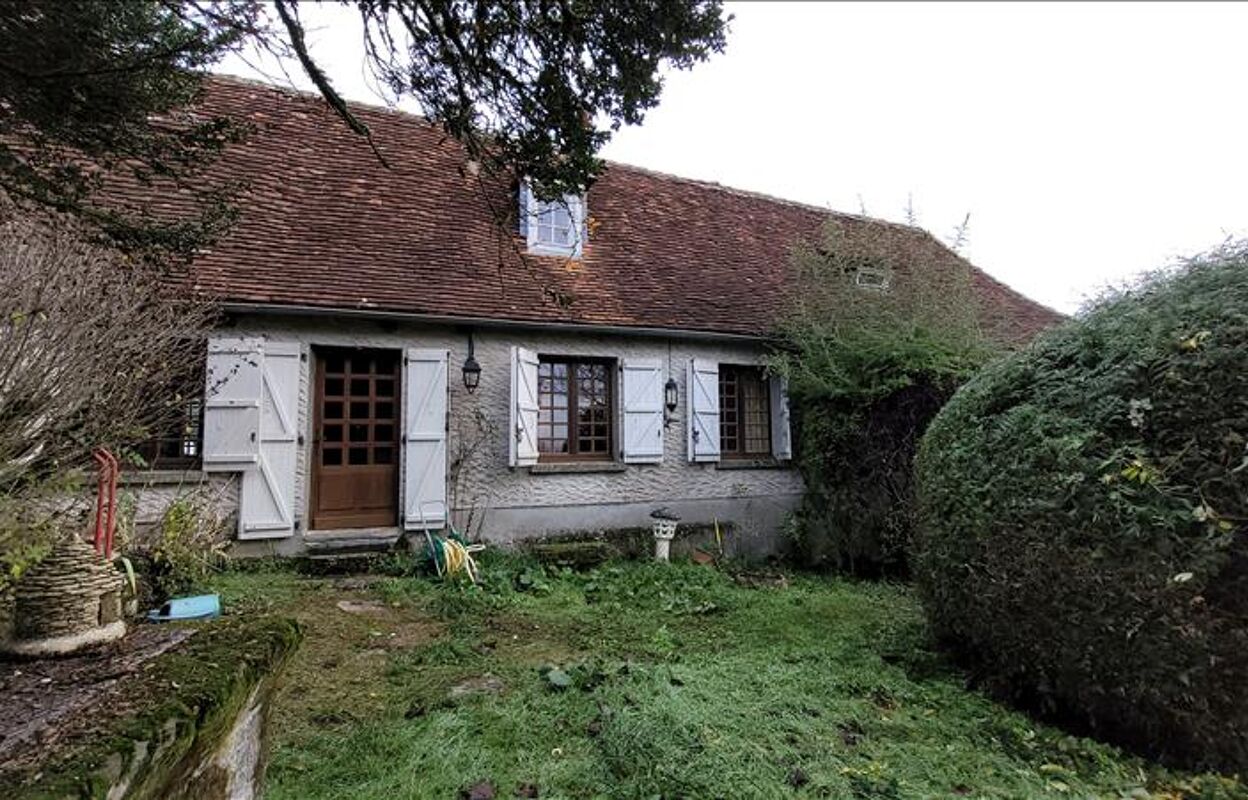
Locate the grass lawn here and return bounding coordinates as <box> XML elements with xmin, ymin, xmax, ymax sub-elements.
<box><xmin>214</xmin><ymin>556</ymin><xmax>1244</xmax><ymax>800</ymax></box>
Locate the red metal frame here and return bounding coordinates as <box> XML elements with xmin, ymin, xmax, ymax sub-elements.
<box><xmin>92</xmin><ymin>448</ymin><xmax>119</xmax><ymax>560</ymax></box>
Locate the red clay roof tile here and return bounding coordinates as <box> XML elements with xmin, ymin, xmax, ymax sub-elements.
<box><xmin>131</xmin><ymin>76</ymin><xmax>1065</xmax><ymax>343</ymax></box>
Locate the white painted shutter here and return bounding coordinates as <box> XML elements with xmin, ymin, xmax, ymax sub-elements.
<box><xmin>510</xmin><ymin>346</ymin><xmax>540</xmax><ymax>467</ymax></box>
<box><xmin>238</xmin><ymin>342</ymin><xmax>302</xmax><ymax>539</ymax></box>
<box><xmin>518</xmin><ymin>182</ymin><xmax>530</xmax><ymax>237</ymax></box>
<box><xmin>202</xmin><ymin>337</ymin><xmax>263</xmax><ymax>471</ymax></box>
<box><xmin>621</xmin><ymin>359</ymin><xmax>664</xmax><ymax>463</ymax></box>
<box><xmin>403</xmin><ymin>349</ymin><xmax>448</xmax><ymax>531</ymax></box>
<box><xmin>687</xmin><ymin>359</ymin><xmax>721</xmax><ymax>462</ymax></box>
<box><xmin>770</xmin><ymin>375</ymin><xmax>793</xmax><ymax>461</ymax></box>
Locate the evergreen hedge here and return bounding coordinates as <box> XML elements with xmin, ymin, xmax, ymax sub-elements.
<box><xmin>914</xmin><ymin>245</ymin><xmax>1248</xmax><ymax>771</ymax></box>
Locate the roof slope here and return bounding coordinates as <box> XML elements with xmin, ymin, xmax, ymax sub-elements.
<box><xmin>143</xmin><ymin>77</ymin><xmax>1063</xmax><ymax>342</ymax></box>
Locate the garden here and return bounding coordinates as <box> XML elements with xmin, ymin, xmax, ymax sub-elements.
<box><xmin>182</xmin><ymin>556</ymin><xmax>1246</xmax><ymax>799</ymax></box>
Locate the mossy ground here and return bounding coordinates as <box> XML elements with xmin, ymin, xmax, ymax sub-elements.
<box><xmin>212</xmin><ymin>555</ymin><xmax>1244</xmax><ymax>800</ymax></box>
<box><xmin>1</xmin><ymin>615</ymin><xmax>300</xmax><ymax>799</ymax></box>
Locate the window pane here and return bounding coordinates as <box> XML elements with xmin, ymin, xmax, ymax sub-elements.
<box><xmin>538</xmin><ymin>358</ymin><xmax>611</xmax><ymax>456</ymax></box>
<box><xmin>322</xmin><ymin>447</ymin><xmax>342</xmax><ymax>466</ymax></box>
<box><xmin>376</xmin><ymin>401</ymin><xmax>394</xmax><ymax>420</ymax></box>
<box><xmin>375</xmin><ymin>379</ymin><xmax>395</xmax><ymax>397</ymax></box>
<box><xmin>325</xmin><ymin>401</ymin><xmax>343</xmax><ymax>420</ymax></box>
<box><xmin>719</xmin><ymin>369</ymin><xmax>739</xmax><ymax>454</ymax></box>
<box><xmin>350</xmin><ymin>401</ymin><xmax>370</xmax><ymax>419</ymax></box>
<box><xmin>325</xmin><ymin>377</ymin><xmax>344</xmax><ymax>397</ymax></box>
<box><xmin>351</xmin><ymin>378</ymin><xmax>370</xmax><ymax>396</ymax></box>
<box><xmin>740</xmin><ymin>369</ymin><xmax>771</xmax><ymax>455</ymax></box>
<box><xmin>538</xmin><ymin>358</ymin><xmax>572</xmax><ymax>454</ymax></box>
<box><xmin>348</xmin><ymin>447</ymin><xmax>369</xmax><ymax>465</ymax></box>
<box><xmin>323</xmin><ymin>424</ymin><xmax>342</xmax><ymax>442</ymax></box>
<box><xmin>374</xmin><ymin>446</ymin><xmax>393</xmax><ymax>465</ymax></box>
<box><xmin>375</xmin><ymin>424</ymin><xmax>394</xmax><ymax>443</ymax></box>
<box><xmin>349</xmin><ymin>424</ymin><xmax>368</xmax><ymax>443</ymax></box>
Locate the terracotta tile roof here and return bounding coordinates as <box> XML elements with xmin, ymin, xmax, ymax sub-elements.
<box><xmin>141</xmin><ymin>76</ymin><xmax>1065</xmax><ymax>343</ymax></box>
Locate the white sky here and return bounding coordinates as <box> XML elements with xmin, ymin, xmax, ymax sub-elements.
<box><xmin>216</xmin><ymin>1</ymin><xmax>1248</xmax><ymax>314</ymax></box>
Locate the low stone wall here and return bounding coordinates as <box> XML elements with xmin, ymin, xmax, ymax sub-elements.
<box><xmin>523</xmin><ymin>519</ymin><xmax>790</xmax><ymax>564</ymax></box>
<box><xmin>0</xmin><ymin>617</ymin><xmax>300</xmax><ymax>800</ymax></box>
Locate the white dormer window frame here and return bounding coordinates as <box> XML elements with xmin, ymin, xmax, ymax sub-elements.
<box><xmin>520</xmin><ymin>182</ymin><xmax>586</xmax><ymax>258</ymax></box>
<box><xmin>855</xmin><ymin>267</ymin><xmax>891</xmax><ymax>290</ymax></box>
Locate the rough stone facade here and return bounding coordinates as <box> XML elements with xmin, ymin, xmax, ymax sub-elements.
<box><xmin>131</xmin><ymin>313</ymin><xmax>805</xmax><ymax>558</ymax></box>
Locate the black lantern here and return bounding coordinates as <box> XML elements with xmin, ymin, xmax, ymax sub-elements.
<box><xmin>462</xmin><ymin>331</ymin><xmax>481</xmax><ymax>393</ymax></box>
<box><xmin>664</xmin><ymin>377</ymin><xmax>678</xmax><ymax>413</ymax></box>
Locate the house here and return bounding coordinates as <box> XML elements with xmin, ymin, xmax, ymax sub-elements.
<box><xmin>124</xmin><ymin>77</ymin><xmax>1062</xmax><ymax>557</ymax></box>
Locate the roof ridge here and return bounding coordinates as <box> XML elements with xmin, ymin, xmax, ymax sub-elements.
<box><xmin>601</xmin><ymin>160</ymin><xmax>918</xmax><ymax>233</ymax></box>
<box><xmin>206</xmin><ymin>72</ymin><xmax>920</xmax><ymax>234</ymax></box>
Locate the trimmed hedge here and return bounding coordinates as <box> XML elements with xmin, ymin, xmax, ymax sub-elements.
<box><xmin>914</xmin><ymin>247</ymin><xmax>1248</xmax><ymax>772</ymax></box>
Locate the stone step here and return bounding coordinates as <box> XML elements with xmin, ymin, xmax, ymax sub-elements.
<box><xmin>303</xmin><ymin>526</ymin><xmax>405</xmax><ymax>556</ymax></box>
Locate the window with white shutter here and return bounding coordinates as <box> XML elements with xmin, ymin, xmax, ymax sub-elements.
<box><xmin>621</xmin><ymin>359</ymin><xmax>664</xmax><ymax>463</ymax></box>
<box><xmin>509</xmin><ymin>346</ymin><xmax>540</xmax><ymax>466</ymax></box>
<box><xmin>238</xmin><ymin>341</ymin><xmax>302</xmax><ymax>539</ymax></box>
<box><xmin>403</xmin><ymin>349</ymin><xmax>448</xmax><ymax>531</ymax></box>
<box><xmin>687</xmin><ymin>359</ymin><xmax>720</xmax><ymax>462</ymax></box>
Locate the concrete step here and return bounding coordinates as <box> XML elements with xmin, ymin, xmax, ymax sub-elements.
<box><xmin>303</xmin><ymin>526</ymin><xmax>405</xmax><ymax>556</ymax></box>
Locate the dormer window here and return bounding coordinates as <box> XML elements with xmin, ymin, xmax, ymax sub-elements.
<box><xmin>520</xmin><ymin>182</ymin><xmax>586</xmax><ymax>258</ymax></box>
<box><xmin>855</xmin><ymin>267</ymin><xmax>891</xmax><ymax>290</ymax></box>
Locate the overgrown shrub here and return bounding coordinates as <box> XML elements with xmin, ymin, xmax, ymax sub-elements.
<box><xmin>0</xmin><ymin>214</ymin><xmax>212</xmax><ymax>577</ymax></box>
<box><xmin>771</xmin><ymin>220</ymin><xmax>992</xmax><ymax>574</ymax></box>
<box><xmin>913</xmin><ymin>244</ymin><xmax>1248</xmax><ymax>771</ymax></box>
<box><xmin>145</xmin><ymin>494</ymin><xmax>230</xmax><ymax>601</ymax></box>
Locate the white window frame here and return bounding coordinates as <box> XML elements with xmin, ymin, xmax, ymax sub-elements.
<box><xmin>521</xmin><ymin>182</ymin><xmax>586</xmax><ymax>258</ymax></box>
<box><xmin>855</xmin><ymin>267</ymin><xmax>891</xmax><ymax>290</ymax></box>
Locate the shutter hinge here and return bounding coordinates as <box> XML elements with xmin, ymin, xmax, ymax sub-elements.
<box><xmin>297</xmin><ymin>434</ymin><xmax>305</xmax><ymax>446</ymax></box>
<box><xmin>300</xmin><ymin>352</ymin><xmax>308</xmax><ymax>362</ymax></box>
<box><xmin>294</xmin><ymin>519</ymin><xmax>301</xmax><ymax>532</ymax></box>
<box><xmin>401</xmin><ymin>433</ymin><xmax>408</xmax><ymax>444</ymax></box>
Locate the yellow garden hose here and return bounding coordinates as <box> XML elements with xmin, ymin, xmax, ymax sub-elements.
<box><xmin>428</xmin><ymin>535</ymin><xmax>486</xmax><ymax>583</ymax></box>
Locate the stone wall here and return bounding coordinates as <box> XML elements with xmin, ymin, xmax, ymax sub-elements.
<box><xmin>132</xmin><ymin>313</ymin><xmax>805</xmax><ymax>557</ymax></box>
<box><xmin>1</xmin><ymin>617</ymin><xmax>300</xmax><ymax>800</ymax></box>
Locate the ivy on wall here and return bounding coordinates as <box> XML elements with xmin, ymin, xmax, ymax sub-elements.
<box><xmin>769</xmin><ymin>220</ymin><xmax>993</xmax><ymax>575</ymax></box>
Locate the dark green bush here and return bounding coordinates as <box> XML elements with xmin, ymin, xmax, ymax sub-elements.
<box><xmin>914</xmin><ymin>245</ymin><xmax>1248</xmax><ymax>771</ymax></box>
<box><xmin>792</xmin><ymin>380</ymin><xmax>953</xmax><ymax>574</ymax></box>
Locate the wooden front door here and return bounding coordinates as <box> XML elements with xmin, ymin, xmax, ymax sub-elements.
<box><xmin>311</xmin><ymin>347</ymin><xmax>401</xmax><ymax>530</ymax></box>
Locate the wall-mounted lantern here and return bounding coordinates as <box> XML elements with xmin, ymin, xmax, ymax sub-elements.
<box><xmin>663</xmin><ymin>376</ymin><xmax>678</xmax><ymax>427</ymax></box>
<box><xmin>461</xmin><ymin>331</ymin><xmax>481</xmax><ymax>394</ymax></box>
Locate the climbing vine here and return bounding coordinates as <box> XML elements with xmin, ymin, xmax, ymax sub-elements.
<box><xmin>769</xmin><ymin>219</ymin><xmax>993</xmax><ymax>574</ymax></box>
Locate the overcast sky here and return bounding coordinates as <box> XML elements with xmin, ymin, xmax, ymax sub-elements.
<box><xmin>217</xmin><ymin>1</ymin><xmax>1248</xmax><ymax>314</ymax></box>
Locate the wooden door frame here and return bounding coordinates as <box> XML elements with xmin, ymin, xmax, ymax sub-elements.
<box><xmin>308</xmin><ymin>345</ymin><xmax>403</xmax><ymax>530</ymax></box>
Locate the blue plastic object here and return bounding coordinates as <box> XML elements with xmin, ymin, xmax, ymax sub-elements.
<box><xmin>147</xmin><ymin>594</ymin><xmax>221</xmax><ymax>622</ymax></box>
